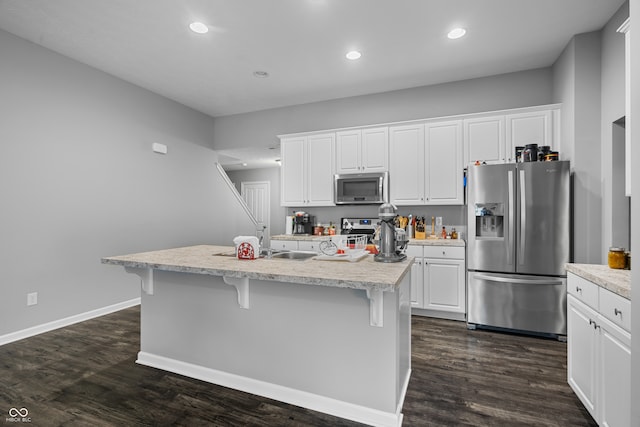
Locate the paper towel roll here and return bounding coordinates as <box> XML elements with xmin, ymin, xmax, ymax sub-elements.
<box><xmin>233</xmin><ymin>236</ymin><xmax>259</xmax><ymax>260</ymax></box>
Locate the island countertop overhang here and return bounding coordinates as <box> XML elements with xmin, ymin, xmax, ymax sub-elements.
<box><xmin>102</xmin><ymin>244</ymin><xmax>412</xmax><ymax>292</ymax></box>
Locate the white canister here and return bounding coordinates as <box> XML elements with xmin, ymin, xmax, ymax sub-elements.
<box><xmin>285</xmin><ymin>216</ymin><xmax>294</xmax><ymax>234</ymax></box>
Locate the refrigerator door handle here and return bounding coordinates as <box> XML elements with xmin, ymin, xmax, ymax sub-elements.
<box><xmin>472</xmin><ymin>273</ymin><xmax>565</xmax><ymax>286</ymax></box>
<box><xmin>519</xmin><ymin>169</ymin><xmax>526</xmax><ymax>264</ymax></box>
<box><xmin>507</xmin><ymin>170</ymin><xmax>514</xmax><ymax>265</ymax></box>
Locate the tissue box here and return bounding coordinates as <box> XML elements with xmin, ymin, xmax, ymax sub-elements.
<box><xmin>233</xmin><ymin>236</ymin><xmax>259</xmax><ymax>260</ymax></box>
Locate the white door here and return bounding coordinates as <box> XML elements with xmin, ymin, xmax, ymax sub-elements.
<box><xmin>361</xmin><ymin>127</ymin><xmax>388</xmax><ymax>172</ymax></box>
<box><xmin>599</xmin><ymin>317</ymin><xmax>631</xmax><ymax>427</ymax></box>
<box><xmin>241</xmin><ymin>181</ymin><xmax>270</xmax><ymax>245</ymax></box>
<box><xmin>336</xmin><ymin>130</ymin><xmax>361</xmax><ymax>173</ymax></box>
<box><xmin>306</xmin><ymin>133</ymin><xmax>335</xmax><ymax>206</ymax></box>
<box><xmin>567</xmin><ymin>295</ymin><xmax>599</xmax><ymax>420</ymax></box>
<box><xmin>389</xmin><ymin>124</ymin><xmax>425</xmax><ymax>205</ymax></box>
<box><xmin>425</xmin><ymin>120</ymin><xmax>463</xmax><ymax>205</ymax></box>
<box><xmin>280</xmin><ymin>137</ymin><xmax>306</xmax><ymax>205</ymax></box>
<box><xmin>464</xmin><ymin>116</ymin><xmax>505</xmax><ymax>165</ymax></box>
<box><xmin>424</xmin><ymin>258</ymin><xmax>465</xmax><ymax>312</ymax></box>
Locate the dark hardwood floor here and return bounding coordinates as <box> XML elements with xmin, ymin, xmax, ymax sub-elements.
<box><xmin>0</xmin><ymin>307</ymin><xmax>596</xmax><ymax>426</ymax></box>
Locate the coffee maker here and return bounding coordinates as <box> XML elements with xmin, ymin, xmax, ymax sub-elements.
<box><xmin>294</xmin><ymin>213</ymin><xmax>315</xmax><ymax>235</ymax></box>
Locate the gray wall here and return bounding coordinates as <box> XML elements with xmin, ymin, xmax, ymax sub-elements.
<box><xmin>552</xmin><ymin>3</ymin><xmax>629</xmax><ymax>264</ymax></box>
<box><xmin>217</xmin><ymin>68</ymin><xmax>555</xmax><ymax>234</ymax></box>
<box><xmin>552</xmin><ymin>32</ymin><xmax>604</xmax><ymax>264</ymax></box>
<box><xmin>0</xmin><ymin>29</ymin><xmax>255</xmax><ymax>337</ymax></box>
<box><xmin>213</xmin><ymin>68</ymin><xmax>553</xmax><ymax>151</ymax></box>
<box><xmin>601</xmin><ymin>3</ymin><xmax>631</xmax><ymax>255</ymax></box>
<box><xmin>629</xmin><ymin>0</ymin><xmax>639</xmax><ymax>423</ymax></box>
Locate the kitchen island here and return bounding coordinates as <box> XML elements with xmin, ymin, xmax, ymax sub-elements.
<box><xmin>102</xmin><ymin>245</ymin><xmax>412</xmax><ymax>427</ymax></box>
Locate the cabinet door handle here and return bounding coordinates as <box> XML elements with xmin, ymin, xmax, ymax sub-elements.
<box><xmin>614</xmin><ymin>308</ymin><xmax>622</xmax><ymax>316</ymax></box>
<box><xmin>576</xmin><ymin>286</ymin><xmax>582</xmax><ymax>293</ymax></box>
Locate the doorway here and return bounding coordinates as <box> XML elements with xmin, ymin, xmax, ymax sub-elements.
<box><xmin>241</xmin><ymin>181</ymin><xmax>271</xmax><ymax>246</ymax></box>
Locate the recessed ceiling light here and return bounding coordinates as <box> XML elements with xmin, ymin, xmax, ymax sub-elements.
<box><xmin>447</xmin><ymin>28</ymin><xmax>466</xmax><ymax>39</ymax></box>
<box><xmin>242</xmin><ymin>163</ymin><xmax>248</xmax><ymax>167</ymax></box>
<box><xmin>345</xmin><ymin>50</ymin><xmax>362</xmax><ymax>60</ymax></box>
<box><xmin>189</xmin><ymin>22</ymin><xmax>209</xmax><ymax>34</ymax></box>
<box><xmin>253</xmin><ymin>71</ymin><xmax>269</xmax><ymax>78</ymax></box>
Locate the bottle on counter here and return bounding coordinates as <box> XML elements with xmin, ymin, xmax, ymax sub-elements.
<box><xmin>451</xmin><ymin>228</ymin><xmax>458</xmax><ymax>240</ymax></box>
<box><xmin>441</xmin><ymin>226</ymin><xmax>447</xmax><ymax>239</ymax></box>
<box><xmin>608</xmin><ymin>247</ymin><xmax>627</xmax><ymax>269</ymax></box>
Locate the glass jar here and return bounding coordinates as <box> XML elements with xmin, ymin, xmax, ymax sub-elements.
<box><xmin>522</xmin><ymin>144</ymin><xmax>539</xmax><ymax>162</ymax></box>
<box><xmin>608</xmin><ymin>247</ymin><xmax>627</xmax><ymax>269</ymax></box>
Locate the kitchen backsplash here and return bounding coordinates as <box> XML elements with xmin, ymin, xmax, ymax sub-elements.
<box><xmin>286</xmin><ymin>204</ymin><xmax>467</xmax><ymax>238</ymax></box>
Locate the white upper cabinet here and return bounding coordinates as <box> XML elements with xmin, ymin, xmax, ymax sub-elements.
<box><xmin>280</xmin><ymin>104</ymin><xmax>560</xmax><ymax>207</ymax></box>
<box><xmin>425</xmin><ymin>120</ymin><xmax>463</xmax><ymax>205</ymax></box>
<box><xmin>336</xmin><ymin>127</ymin><xmax>388</xmax><ymax>173</ymax></box>
<box><xmin>505</xmin><ymin>109</ymin><xmax>553</xmax><ymax>162</ymax></box>
<box><xmin>280</xmin><ymin>133</ymin><xmax>335</xmax><ymax>207</ymax></box>
<box><xmin>389</xmin><ymin>121</ymin><xmax>463</xmax><ymax>206</ymax></box>
<box><xmin>389</xmin><ymin>124</ymin><xmax>425</xmax><ymax>205</ymax></box>
<box><xmin>464</xmin><ymin>116</ymin><xmax>506</xmax><ymax>165</ymax></box>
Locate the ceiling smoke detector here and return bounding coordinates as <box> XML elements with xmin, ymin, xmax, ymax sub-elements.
<box><xmin>253</xmin><ymin>71</ymin><xmax>269</xmax><ymax>78</ymax></box>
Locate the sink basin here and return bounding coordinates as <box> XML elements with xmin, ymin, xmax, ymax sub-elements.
<box><xmin>270</xmin><ymin>251</ymin><xmax>317</xmax><ymax>261</ymax></box>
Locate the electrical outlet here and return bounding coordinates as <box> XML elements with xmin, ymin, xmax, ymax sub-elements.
<box><xmin>27</xmin><ymin>292</ymin><xmax>38</xmax><ymax>306</ymax></box>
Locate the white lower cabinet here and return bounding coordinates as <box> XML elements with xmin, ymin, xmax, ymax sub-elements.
<box><xmin>567</xmin><ymin>273</ymin><xmax>631</xmax><ymax>427</ymax></box>
<box><xmin>271</xmin><ymin>240</ymin><xmax>299</xmax><ymax>251</ymax></box>
<box><xmin>407</xmin><ymin>245</ymin><xmax>466</xmax><ymax>320</ymax></box>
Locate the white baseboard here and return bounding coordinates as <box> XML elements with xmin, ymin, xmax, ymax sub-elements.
<box><xmin>0</xmin><ymin>298</ymin><xmax>141</xmax><ymax>346</ymax></box>
<box><xmin>137</xmin><ymin>351</ymin><xmax>404</xmax><ymax>427</ymax></box>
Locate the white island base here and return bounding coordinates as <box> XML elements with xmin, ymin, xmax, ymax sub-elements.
<box><xmin>117</xmin><ymin>257</ymin><xmax>411</xmax><ymax>427</ymax></box>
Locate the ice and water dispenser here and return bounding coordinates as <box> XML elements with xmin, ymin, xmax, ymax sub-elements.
<box><xmin>474</xmin><ymin>203</ymin><xmax>504</xmax><ymax>238</ymax></box>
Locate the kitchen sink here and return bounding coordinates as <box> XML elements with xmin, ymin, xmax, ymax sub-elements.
<box><xmin>270</xmin><ymin>251</ymin><xmax>317</xmax><ymax>261</ymax></box>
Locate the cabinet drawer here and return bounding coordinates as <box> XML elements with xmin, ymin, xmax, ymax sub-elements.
<box><xmin>567</xmin><ymin>273</ymin><xmax>599</xmax><ymax>309</ymax></box>
<box><xmin>271</xmin><ymin>240</ymin><xmax>299</xmax><ymax>251</ymax></box>
<box><xmin>406</xmin><ymin>245</ymin><xmax>424</xmax><ymax>258</ymax></box>
<box><xmin>298</xmin><ymin>241</ymin><xmax>322</xmax><ymax>252</ymax></box>
<box><xmin>422</xmin><ymin>246</ymin><xmax>465</xmax><ymax>259</ymax></box>
<box><xmin>599</xmin><ymin>287</ymin><xmax>631</xmax><ymax>332</ymax></box>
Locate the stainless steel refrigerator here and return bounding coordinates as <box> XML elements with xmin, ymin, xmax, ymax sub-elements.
<box><xmin>467</xmin><ymin>161</ymin><xmax>570</xmax><ymax>337</ymax></box>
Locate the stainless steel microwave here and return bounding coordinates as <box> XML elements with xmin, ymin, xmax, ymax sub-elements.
<box><xmin>334</xmin><ymin>172</ymin><xmax>388</xmax><ymax>205</ymax></box>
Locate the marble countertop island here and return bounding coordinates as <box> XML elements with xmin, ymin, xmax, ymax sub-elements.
<box><xmin>102</xmin><ymin>244</ymin><xmax>412</xmax><ymax>426</ymax></box>
<box><xmin>102</xmin><ymin>244</ymin><xmax>411</xmax><ymax>292</ymax></box>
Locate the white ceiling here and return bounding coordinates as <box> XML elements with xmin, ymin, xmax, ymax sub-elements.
<box><xmin>0</xmin><ymin>0</ymin><xmax>625</xmax><ymax>169</ymax></box>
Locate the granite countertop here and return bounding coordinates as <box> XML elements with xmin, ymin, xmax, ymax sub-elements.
<box><xmin>102</xmin><ymin>245</ymin><xmax>412</xmax><ymax>292</ymax></box>
<box><xmin>408</xmin><ymin>238</ymin><xmax>466</xmax><ymax>247</ymax></box>
<box><xmin>566</xmin><ymin>263</ymin><xmax>631</xmax><ymax>300</ymax></box>
<box><xmin>271</xmin><ymin>234</ymin><xmax>332</xmax><ymax>241</ymax></box>
<box><xmin>272</xmin><ymin>234</ymin><xmax>466</xmax><ymax>247</ymax></box>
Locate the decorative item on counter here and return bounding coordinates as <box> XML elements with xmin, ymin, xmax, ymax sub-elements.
<box><xmin>522</xmin><ymin>144</ymin><xmax>539</xmax><ymax>162</ymax></box>
<box><xmin>441</xmin><ymin>226</ymin><xmax>447</xmax><ymax>239</ymax></box>
<box><xmin>314</xmin><ymin>225</ymin><xmax>324</xmax><ymax>236</ymax></box>
<box><xmin>328</xmin><ymin>222</ymin><xmax>336</xmax><ymax>235</ymax></box>
<box><xmin>451</xmin><ymin>228</ymin><xmax>458</xmax><ymax>240</ymax></box>
<box><xmin>537</xmin><ymin>146</ymin><xmax>551</xmax><ymax>161</ymax></box>
<box><xmin>427</xmin><ymin>216</ymin><xmax>439</xmax><ymax>240</ymax></box>
<box><xmin>233</xmin><ymin>236</ymin><xmax>259</xmax><ymax>260</ymax></box>
<box><xmin>608</xmin><ymin>247</ymin><xmax>627</xmax><ymax>269</ymax></box>
<box><xmin>415</xmin><ymin>216</ymin><xmax>426</xmax><ymax>239</ymax></box>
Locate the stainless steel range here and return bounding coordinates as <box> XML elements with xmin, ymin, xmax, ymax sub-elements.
<box><xmin>340</xmin><ymin>217</ymin><xmax>379</xmax><ymax>243</ymax></box>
